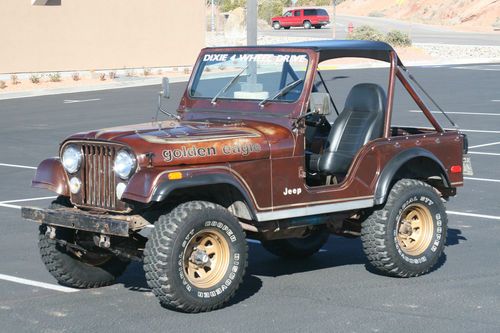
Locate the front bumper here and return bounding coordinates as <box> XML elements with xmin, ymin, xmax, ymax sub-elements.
<box><xmin>21</xmin><ymin>206</ymin><xmax>149</xmax><ymax>237</ymax></box>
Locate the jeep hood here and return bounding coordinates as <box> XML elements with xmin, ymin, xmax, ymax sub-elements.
<box><xmin>64</xmin><ymin>119</ymin><xmax>293</xmax><ymax>166</ymax></box>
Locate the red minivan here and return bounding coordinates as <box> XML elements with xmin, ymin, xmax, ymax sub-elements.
<box><xmin>271</xmin><ymin>8</ymin><xmax>330</xmax><ymax>30</ymax></box>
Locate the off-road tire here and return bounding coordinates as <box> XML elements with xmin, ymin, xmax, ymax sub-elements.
<box><xmin>143</xmin><ymin>201</ymin><xmax>248</xmax><ymax>313</ymax></box>
<box><xmin>261</xmin><ymin>227</ymin><xmax>329</xmax><ymax>258</ymax></box>
<box><xmin>273</xmin><ymin>21</ymin><xmax>281</xmax><ymax>30</ymax></box>
<box><xmin>361</xmin><ymin>179</ymin><xmax>448</xmax><ymax>277</ymax></box>
<box><xmin>303</xmin><ymin>20</ymin><xmax>312</xmax><ymax>29</ymax></box>
<box><xmin>38</xmin><ymin>197</ymin><xmax>130</xmax><ymax>288</ymax></box>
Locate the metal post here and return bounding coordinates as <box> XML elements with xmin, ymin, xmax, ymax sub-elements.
<box><xmin>247</xmin><ymin>0</ymin><xmax>257</xmax><ymax>46</ymax></box>
<box><xmin>332</xmin><ymin>0</ymin><xmax>336</xmax><ymax>39</ymax></box>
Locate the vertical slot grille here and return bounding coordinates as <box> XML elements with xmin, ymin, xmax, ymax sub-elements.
<box><xmin>76</xmin><ymin>143</ymin><xmax>125</xmax><ymax>211</ymax></box>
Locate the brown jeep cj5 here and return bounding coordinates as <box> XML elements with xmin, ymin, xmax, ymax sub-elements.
<box><xmin>22</xmin><ymin>40</ymin><xmax>471</xmax><ymax>312</ymax></box>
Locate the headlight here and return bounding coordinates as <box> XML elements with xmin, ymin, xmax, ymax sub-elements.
<box><xmin>62</xmin><ymin>145</ymin><xmax>82</xmax><ymax>174</ymax></box>
<box><xmin>113</xmin><ymin>150</ymin><xmax>137</xmax><ymax>179</ymax></box>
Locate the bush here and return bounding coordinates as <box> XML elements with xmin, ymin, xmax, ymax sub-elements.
<box><xmin>258</xmin><ymin>0</ymin><xmax>285</xmax><ymax>23</ymax></box>
<box><xmin>368</xmin><ymin>11</ymin><xmax>385</xmax><ymax>17</ymax></box>
<box><xmin>348</xmin><ymin>25</ymin><xmax>384</xmax><ymax>42</ymax></box>
<box><xmin>143</xmin><ymin>67</ymin><xmax>151</xmax><ymax>76</ymax></box>
<box><xmin>493</xmin><ymin>17</ymin><xmax>500</xmax><ymax>28</ymax></box>
<box><xmin>109</xmin><ymin>71</ymin><xmax>117</xmax><ymax>79</ymax></box>
<box><xmin>0</xmin><ymin>80</ymin><xmax>6</xmax><ymax>89</ymax></box>
<box><xmin>295</xmin><ymin>0</ymin><xmax>331</xmax><ymax>6</ymax></box>
<box><xmin>48</xmin><ymin>73</ymin><xmax>61</xmax><ymax>82</ymax></box>
<box><xmin>10</xmin><ymin>74</ymin><xmax>19</xmax><ymax>85</ymax></box>
<box><xmin>71</xmin><ymin>72</ymin><xmax>80</xmax><ymax>81</ymax></box>
<box><xmin>99</xmin><ymin>73</ymin><xmax>106</xmax><ymax>81</ymax></box>
<box><xmin>385</xmin><ymin>30</ymin><xmax>412</xmax><ymax>47</ymax></box>
<box><xmin>30</xmin><ymin>74</ymin><xmax>41</xmax><ymax>84</ymax></box>
<box><xmin>219</xmin><ymin>0</ymin><xmax>246</xmax><ymax>12</ymax></box>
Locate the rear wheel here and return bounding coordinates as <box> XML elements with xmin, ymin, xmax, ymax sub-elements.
<box><xmin>303</xmin><ymin>20</ymin><xmax>312</xmax><ymax>29</ymax></box>
<box><xmin>273</xmin><ymin>21</ymin><xmax>281</xmax><ymax>30</ymax></box>
<box><xmin>284</xmin><ymin>26</ymin><xmax>290</xmax><ymax>30</ymax></box>
<box><xmin>38</xmin><ymin>198</ymin><xmax>130</xmax><ymax>288</ymax></box>
<box><xmin>262</xmin><ymin>227</ymin><xmax>328</xmax><ymax>258</ymax></box>
<box><xmin>314</xmin><ymin>25</ymin><xmax>322</xmax><ymax>29</ymax></box>
<box><xmin>361</xmin><ymin>179</ymin><xmax>447</xmax><ymax>277</ymax></box>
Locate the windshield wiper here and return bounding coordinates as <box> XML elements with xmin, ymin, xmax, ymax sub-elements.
<box><xmin>258</xmin><ymin>79</ymin><xmax>303</xmax><ymax>108</ymax></box>
<box><xmin>211</xmin><ymin>65</ymin><xmax>249</xmax><ymax>105</ymax></box>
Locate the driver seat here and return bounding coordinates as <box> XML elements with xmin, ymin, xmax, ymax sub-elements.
<box><xmin>309</xmin><ymin>83</ymin><xmax>386</xmax><ymax>176</ymax></box>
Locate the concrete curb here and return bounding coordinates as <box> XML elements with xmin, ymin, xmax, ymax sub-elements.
<box><xmin>1</xmin><ymin>57</ymin><xmax>499</xmax><ymax>101</ymax></box>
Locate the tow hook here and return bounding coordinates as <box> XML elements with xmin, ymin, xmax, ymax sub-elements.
<box><xmin>45</xmin><ymin>226</ymin><xmax>56</xmax><ymax>240</ymax></box>
<box><xmin>94</xmin><ymin>234</ymin><xmax>111</xmax><ymax>248</ymax></box>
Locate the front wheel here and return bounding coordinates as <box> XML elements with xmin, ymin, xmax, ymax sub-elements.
<box><xmin>361</xmin><ymin>179</ymin><xmax>447</xmax><ymax>277</ymax></box>
<box><xmin>144</xmin><ymin>201</ymin><xmax>248</xmax><ymax>313</ymax></box>
<box><xmin>272</xmin><ymin>21</ymin><xmax>281</xmax><ymax>30</ymax></box>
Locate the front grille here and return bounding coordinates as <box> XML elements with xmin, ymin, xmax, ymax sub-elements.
<box><xmin>77</xmin><ymin>142</ymin><xmax>127</xmax><ymax>211</ymax></box>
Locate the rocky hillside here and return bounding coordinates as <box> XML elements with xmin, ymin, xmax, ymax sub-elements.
<box><xmin>338</xmin><ymin>0</ymin><xmax>500</xmax><ymax>31</ymax></box>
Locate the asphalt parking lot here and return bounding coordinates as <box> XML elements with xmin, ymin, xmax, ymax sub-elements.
<box><xmin>1</xmin><ymin>64</ymin><xmax>500</xmax><ymax>332</ymax></box>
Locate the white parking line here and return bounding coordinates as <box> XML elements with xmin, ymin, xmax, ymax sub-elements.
<box><xmin>469</xmin><ymin>151</ymin><xmax>500</xmax><ymax>156</ymax></box>
<box><xmin>0</xmin><ymin>203</ymin><xmax>21</xmax><ymax>209</ymax></box>
<box><xmin>409</xmin><ymin>110</ymin><xmax>500</xmax><ymax>116</ymax></box>
<box><xmin>464</xmin><ymin>177</ymin><xmax>500</xmax><ymax>184</ymax></box>
<box><xmin>0</xmin><ymin>196</ymin><xmax>57</xmax><ymax>204</ymax></box>
<box><xmin>63</xmin><ymin>98</ymin><xmax>101</xmax><ymax>104</ymax></box>
<box><xmin>447</xmin><ymin>211</ymin><xmax>500</xmax><ymax>221</ymax></box>
<box><xmin>492</xmin><ymin>100</ymin><xmax>500</xmax><ymax>102</ymax></box>
<box><xmin>469</xmin><ymin>141</ymin><xmax>500</xmax><ymax>149</ymax></box>
<box><xmin>0</xmin><ymin>274</ymin><xmax>78</xmax><ymax>293</ymax></box>
<box><xmin>0</xmin><ymin>163</ymin><xmax>36</xmax><ymax>170</ymax></box>
<box><xmin>0</xmin><ymin>196</ymin><xmax>58</xmax><ymax>210</ymax></box>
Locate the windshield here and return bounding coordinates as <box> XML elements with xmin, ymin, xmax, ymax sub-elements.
<box><xmin>190</xmin><ymin>51</ymin><xmax>309</xmax><ymax>105</ymax></box>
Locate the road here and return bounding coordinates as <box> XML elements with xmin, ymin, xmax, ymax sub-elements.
<box><xmin>1</xmin><ymin>64</ymin><xmax>500</xmax><ymax>332</ymax></box>
<box><xmin>261</xmin><ymin>14</ymin><xmax>500</xmax><ymax>46</ymax></box>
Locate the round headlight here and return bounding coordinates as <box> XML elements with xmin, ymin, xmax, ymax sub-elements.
<box><xmin>62</xmin><ymin>145</ymin><xmax>82</xmax><ymax>174</ymax></box>
<box><xmin>113</xmin><ymin>150</ymin><xmax>137</xmax><ymax>179</ymax></box>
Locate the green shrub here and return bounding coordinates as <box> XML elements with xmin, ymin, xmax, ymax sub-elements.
<box><xmin>348</xmin><ymin>25</ymin><xmax>384</xmax><ymax>42</ymax></box>
<box><xmin>219</xmin><ymin>0</ymin><xmax>246</xmax><ymax>12</ymax></box>
<box><xmin>10</xmin><ymin>74</ymin><xmax>19</xmax><ymax>85</ymax></box>
<box><xmin>385</xmin><ymin>30</ymin><xmax>412</xmax><ymax>47</ymax></box>
<box><xmin>493</xmin><ymin>17</ymin><xmax>500</xmax><ymax>28</ymax></box>
<box><xmin>30</xmin><ymin>74</ymin><xmax>41</xmax><ymax>84</ymax></box>
<box><xmin>295</xmin><ymin>0</ymin><xmax>331</xmax><ymax>5</ymax></box>
<box><xmin>48</xmin><ymin>72</ymin><xmax>61</xmax><ymax>82</ymax></box>
<box><xmin>368</xmin><ymin>11</ymin><xmax>385</xmax><ymax>17</ymax></box>
<box><xmin>258</xmin><ymin>0</ymin><xmax>285</xmax><ymax>23</ymax></box>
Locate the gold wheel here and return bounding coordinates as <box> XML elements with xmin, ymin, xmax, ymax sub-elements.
<box><xmin>183</xmin><ymin>228</ymin><xmax>230</xmax><ymax>289</ymax></box>
<box><xmin>396</xmin><ymin>203</ymin><xmax>434</xmax><ymax>256</ymax></box>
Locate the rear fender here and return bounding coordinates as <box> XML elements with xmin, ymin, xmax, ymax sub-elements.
<box><xmin>32</xmin><ymin>158</ymin><xmax>70</xmax><ymax>196</ymax></box>
<box><xmin>374</xmin><ymin>148</ymin><xmax>450</xmax><ymax>205</ymax></box>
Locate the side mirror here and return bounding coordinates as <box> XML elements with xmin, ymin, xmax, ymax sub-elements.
<box><xmin>309</xmin><ymin>93</ymin><xmax>330</xmax><ymax>116</ymax></box>
<box><xmin>161</xmin><ymin>77</ymin><xmax>170</xmax><ymax>99</ymax></box>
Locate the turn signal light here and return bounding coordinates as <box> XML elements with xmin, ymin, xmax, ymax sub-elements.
<box><xmin>168</xmin><ymin>172</ymin><xmax>183</xmax><ymax>180</ymax></box>
<box><xmin>450</xmin><ymin>165</ymin><xmax>462</xmax><ymax>173</ymax></box>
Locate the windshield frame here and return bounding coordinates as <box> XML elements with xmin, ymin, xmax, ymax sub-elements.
<box><xmin>185</xmin><ymin>47</ymin><xmax>316</xmax><ymax>115</ymax></box>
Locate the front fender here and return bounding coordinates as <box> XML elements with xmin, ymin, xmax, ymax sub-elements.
<box><xmin>122</xmin><ymin>167</ymin><xmax>257</xmax><ymax>215</ymax></box>
<box><xmin>32</xmin><ymin>158</ymin><xmax>70</xmax><ymax>196</ymax></box>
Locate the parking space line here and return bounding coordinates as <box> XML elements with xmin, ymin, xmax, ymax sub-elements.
<box><xmin>464</xmin><ymin>177</ymin><xmax>500</xmax><ymax>183</ymax></box>
<box><xmin>409</xmin><ymin>110</ymin><xmax>500</xmax><ymax>116</ymax></box>
<box><xmin>0</xmin><ymin>163</ymin><xmax>36</xmax><ymax>170</ymax></box>
<box><xmin>63</xmin><ymin>98</ymin><xmax>101</xmax><ymax>104</ymax></box>
<box><xmin>447</xmin><ymin>211</ymin><xmax>500</xmax><ymax>221</ymax></box>
<box><xmin>0</xmin><ymin>273</ymin><xmax>78</xmax><ymax>293</ymax></box>
<box><xmin>469</xmin><ymin>141</ymin><xmax>500</xmax><ymax>149</ymax></box>
<box><xmin>469</xmin><ymin>151</ymin><xmax>500</xmax><ymax>156</ymax></box>
<box><xmin>0</xmin><ymin>203</ymin><xmax>21</xmax><ymax>209</ymax></box>
<box><xmin>0</xmin><ymin>196</ymin><xmax>57</xmax><ymax>204</ymax></box>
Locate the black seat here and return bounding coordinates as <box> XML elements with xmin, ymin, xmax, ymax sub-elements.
<box><xmin>309</xmin><ymin>83</ymin><xmax>386</xmax><ymax>175</ymax></box>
